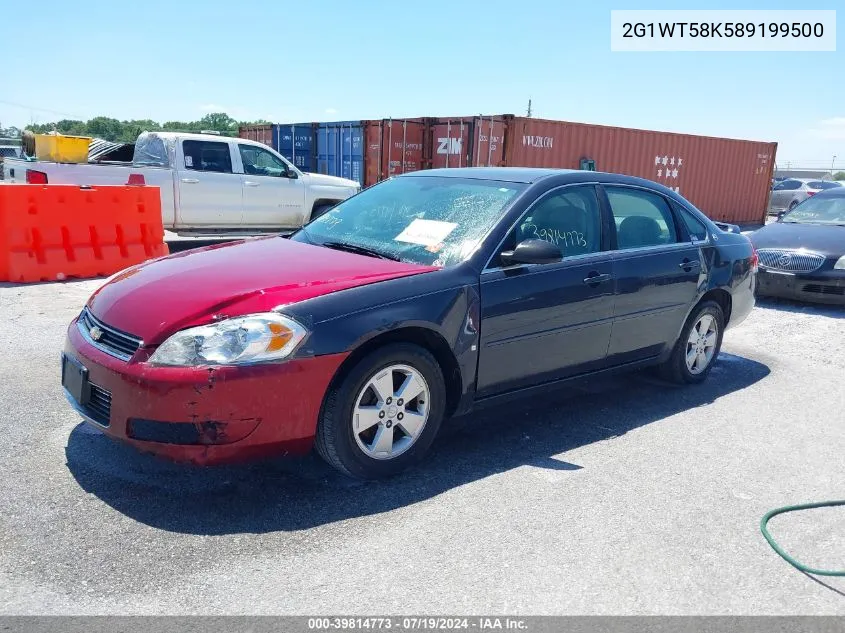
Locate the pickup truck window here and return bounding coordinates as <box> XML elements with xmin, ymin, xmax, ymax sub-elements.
<box><xmin>239</xmin><ymin>144</ymin><xmax>289</xmax><ymax>177</ymax></box>
<box><xmin>182</xmin><ymin>140</ymin><xmax>233</xmax><ymax>173</ymax></box>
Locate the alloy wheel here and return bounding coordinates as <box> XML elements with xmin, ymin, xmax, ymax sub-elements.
<box><xmin>685</xmin><ymin>314</ymin><xmax>718</xmax><ymax>375</ymax></box>
<box><xmin>352</xmin><ymin>364</ymin><xmax>431</xmax><ymax>460</ymax></box>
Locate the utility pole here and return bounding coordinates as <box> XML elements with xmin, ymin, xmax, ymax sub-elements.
<box><xmin>833</xmin><ymin>155</ymin><xmax>837</xmax><ymax>175</ymax></box>
<box><xmin>526</xmin><ymin>99</ymin><xmax>532</xmax><ymax>118</ymax></box>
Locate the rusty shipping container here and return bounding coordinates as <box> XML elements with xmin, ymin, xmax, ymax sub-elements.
<box><xmin>427</xmin><ymin>116</ymin><xmax>507</xmax><ymax>169</ymax></box>
<box><xmin>363</xmin><ymin>118</ymin><xmax>427</xmax><ymax>186</ymax></box>
<box><xmin>238</xmin><ymin>124</ymin><xmax>274</xmax><ymax>148</ymax></box>
<box><xmin>501</xmin><ymin>117</ymin><xmax>776</xmax><ymax>225</ymax></box>
<box><xmin>242</xmin><ymin>119</ymin><xmax>427</xmax><ymax>187</ymax></box>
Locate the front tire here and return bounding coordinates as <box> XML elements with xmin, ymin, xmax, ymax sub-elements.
<box><xmin>658</xmin><ymin>301</ymin><xmax>725</xmax><ymax>384</ymax></box>
<box><xmin>315</xmin><ymin>343</ymin><xmax>446</xmax><ymax>479</ymax></box>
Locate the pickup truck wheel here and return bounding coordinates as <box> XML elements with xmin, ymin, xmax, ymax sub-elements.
<box><xmin>310</xmin><ymin>203</ymin><xmax>336</xmax><ymax>221</ymax></box>
<box><xmin>657</xmin><ymin>301</ymin><xmax>725</xmax><ymax>385</ymax></box>
<box><xmin>315</xmin><ymin>343</ymin><xmax>446</xmax><ymax>479</ymax></box>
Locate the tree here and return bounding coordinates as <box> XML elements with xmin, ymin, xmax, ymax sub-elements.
<box><xmin>0</xmin><ymin>123</ymin><xmax>22</xmax><ymax>138</ymax></box>
<box><xmin>161</xmin><ymin>120</ymin><xmax>192</xmax><ymax>132</ymax></box>
<box><xmin>833</xmin><ymin>171</ymin><xmax>845</xmax><ymax>181</ymax></box>
<box><xmin>18</xmin><ymin>112</ymin><xmax>264</xmax><ymax>141</ymax></box>
<box><xmin>85</xmin><ymin>117</ymin><xmax>124</xmax><ymax>141</ymax></box>
<box><xmin>54</xmin><ymin>120</ymin><xmax>87</xmax><ymax>136</ymax></box>
<box><xmin>197</xmin><ymin>112</ymin><xmax>237</xmax><ymax>132</ymax></box>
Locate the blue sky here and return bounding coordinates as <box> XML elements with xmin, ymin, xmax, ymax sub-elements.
<box><xmin>1</xmin><ymin>0</ymin><xmax>842</xmax><ymax>165</ymax></box>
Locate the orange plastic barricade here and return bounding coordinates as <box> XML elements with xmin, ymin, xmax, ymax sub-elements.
<box><xmin>0</xmin><ymin>185</ymin><xmax>169</xmax><ymax>283</ymax></box>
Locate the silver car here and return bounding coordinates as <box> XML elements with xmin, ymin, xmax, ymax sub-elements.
<box><xmin>769</xmin><ymin>178</ymin><xmax>843</xmax><ymax>214</ymax></box>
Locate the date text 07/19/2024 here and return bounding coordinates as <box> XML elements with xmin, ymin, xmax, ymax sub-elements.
<box><xmin>306</xmin><ymin>617</ymin><xmax>528</xmax><ymax>631</ymax></box>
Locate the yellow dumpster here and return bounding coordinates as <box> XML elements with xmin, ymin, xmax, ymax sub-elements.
<box><xmin>34</xmin><ymin>134</ymin><xmax>91</xmax><ymax>163</ymax></box>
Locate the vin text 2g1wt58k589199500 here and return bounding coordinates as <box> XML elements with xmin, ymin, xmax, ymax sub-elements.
<box><xmin>61</xmin><ymin>167</ymin><xmax>757</xmax><ymax>479</ymax></box>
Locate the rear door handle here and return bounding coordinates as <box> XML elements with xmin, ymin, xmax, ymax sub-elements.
<box><xmin>244</xmin><ymin>181</ymin><xmax>260</xmax><ymax>187</ymax></box>
<box><xmin>679</xmin><ymin>259</ymin><xmax>701</xmax><ymax>270</ymax></box>
<box><xmin>583</xmin><ymin>272</ymin><xmax>612</xmax><ymax>285</ymax></box>
<box><xmin>180</xmin><ymin>178</ymin><xmax>199</xmax><ymax>184</ymax></box>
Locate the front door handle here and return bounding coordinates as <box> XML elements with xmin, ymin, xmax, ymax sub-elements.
<box><xmin>180</xmin><ymin>178</ymin><xmax>199</xmax><ymax>184</ymax></box>
<box><xmin>679</xmin><ymin>259</ymin><xmax>701</xmax><ymax>270</ymax></box>
<box><xmin>583</xmin><ymin>272</ymin><xmax>612</xmax><ymax>285</ymax></box>
<box><xmin>244</xmin><ymin>181</ymin><xmax>260</xmax><ymax>187</ymax></box>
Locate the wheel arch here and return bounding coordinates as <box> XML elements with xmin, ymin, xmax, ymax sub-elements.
<box><xmin>697</xmin><ymin>287</ymin><xmax>733</xmax><ymax>326</ymax></box>
<box><xmin>325</xmin><ymin>326</ymin><xmax>463</xmax><ymax>417</ymax></box>
<box><xmin>672</xmin><ymin>286</ymin><xmax>733</xmax><ymax>352</ymax></box>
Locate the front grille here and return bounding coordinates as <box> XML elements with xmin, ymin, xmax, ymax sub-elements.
<box><xmin>77</xmin><ymin>308</ymin><xmax>142</xmax><ymax>361</ymax></box>
<box><xmin>757</xmin><ymin>249</ymin><xmax>825</xmax><ymax>273</ymax></box>
<box><xmin>803</xmin><ymin>284</ymin><xmax>845</xmax><ymax>296</ymax></box>
<box><xmin>84</xmin><ymin>384</ymin><xmax>112</xmax><ymax>427</ymax></box>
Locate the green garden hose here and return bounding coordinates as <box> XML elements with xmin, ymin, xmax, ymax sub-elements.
<box><xmin>761</xmin><ymin>501</ymin><xmax>845</xmax><ymax>576</ymax></box>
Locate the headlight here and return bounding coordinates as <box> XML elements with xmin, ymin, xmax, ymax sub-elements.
<box><xmin>148</xmin><ymin>313</ymin><xmax>307</xmax><ymax>366</ymax></box>
<box><xmin>835</xmin><ymin>255</ymin><xmax>845</xmax><ymax>270</ymax></box>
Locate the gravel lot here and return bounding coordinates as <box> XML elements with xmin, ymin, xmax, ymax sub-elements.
<box><xmin>0</xmin><ymin>277</ymin><xmax>843</xmax><ymax>615</ymax></box>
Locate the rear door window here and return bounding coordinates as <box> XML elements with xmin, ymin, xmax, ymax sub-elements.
<box><xmin>182</xmin><ymin>140</ymin><xmax>233</xmax><ymax>173</ymax></box>
<box><xmin>605</xmin><ymin>187</ymin><xmax>678</xmax><ymax>249</ymax></box>
<box><xmin>779</xmin><ymin>179</ymin><xmax>803</xmax><ymax>190</ymax></box>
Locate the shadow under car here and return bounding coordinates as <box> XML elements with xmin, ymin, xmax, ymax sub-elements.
<box><xmin>65</xmin><ymin>353</ymin><xmax>770</xmax><ymax>535</ymax></box>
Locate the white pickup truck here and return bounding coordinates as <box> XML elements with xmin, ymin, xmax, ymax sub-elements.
<box><xmin>2</xmin><ymin>132</ymin><xmax>359</xmax><ymax>235</ymax></box>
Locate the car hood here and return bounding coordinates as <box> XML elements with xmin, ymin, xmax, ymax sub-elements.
<box><xmin>302</xmin><ymin>172</ymin><xmax>359</xmax><ymax>189</ymax></box>
<box><xmin>87</xmin><ymin>237</ymin><xmax>437</xmax><ymax>345</ymax></box>
<box><xmin>750</xmin><ymin>221</ymin><xmax>845</xmax><ymax>258</ymax></box>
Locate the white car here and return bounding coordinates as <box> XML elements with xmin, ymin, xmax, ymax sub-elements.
<box><xmin>768</xmin><ymin>178</ymin><xmax>842</xmax><ymax>215</ymax></box>
<box><xmin>2</xmin><ymin>132</ymin><xmax>359</xmax><ymax>235</ymax></box>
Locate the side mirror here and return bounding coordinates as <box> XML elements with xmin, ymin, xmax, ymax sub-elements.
<box><xmin>285</xmin><ymin>170</ymin><xmax>298</xmax><ymax>179</ymax></box>
<box><xmin>500</xmin><ymin>239</ymin><xmax>562</xmax><ymax>266</ymax></box>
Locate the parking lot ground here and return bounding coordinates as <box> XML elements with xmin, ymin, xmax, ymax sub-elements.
<box><xmin>0</xmin><ymin>279</ymin><xmax>843</xmax><ymax>615</ymax></box>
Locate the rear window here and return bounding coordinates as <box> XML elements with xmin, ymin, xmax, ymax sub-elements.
<box><xmin>132</xmin><ymin>132</ymin><xmax>170</xmax><ymax>167</ymax></box>
<box><xmin>808</xmin><ymin>181</ymin><xmax>842</xmax><ymax>190</ymax></box>
<box><xmin>182</xmin><ymin>140</ymin><xmax>233</xmax><ymax>173</ymax></box>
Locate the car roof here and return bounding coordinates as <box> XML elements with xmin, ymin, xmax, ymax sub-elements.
<box><xmin>395</xmin><ymin>167</ymin><xmax>685</xmax><ymax>195</ymax></box>
<box><xmin>401</xmin><ymin>167</ymin><xmax>577</xmax><ymax>183</ymax></box>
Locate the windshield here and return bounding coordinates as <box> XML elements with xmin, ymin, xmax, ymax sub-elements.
<box><xmin>781</xmin><ymin>195</ymin><xmax>845</xmax><ymax>225</ymax></box>
<box><xmin>291</xmin><ymin>176</ymin><xmax>526</xmax><ymax>266</ymax></box>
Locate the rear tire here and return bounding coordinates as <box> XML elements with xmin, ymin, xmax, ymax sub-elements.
<box><xmin>788</xmin><ymin>200</ymin><xmax>799</xmax><ymax>211</ymax></box>
<box><xmin>315</xmin><ymin>343</ymin><xmax>446</xmax><ymax>479</ymax></box>
<box><xmin>658</xmin><ymin>300</ymin><xmax>725</xmax><ymax>384</ymax></box>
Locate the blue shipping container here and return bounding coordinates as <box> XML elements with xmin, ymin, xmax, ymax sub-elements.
<box><xmin>316</xmin><ymin>121</ymin><xmax>365</xmax><ymax>186</ymax></box>
<box><xmin>273</xmin><ymin>123</ymin><xmax>316</xmax><ymax>172</ymax></box>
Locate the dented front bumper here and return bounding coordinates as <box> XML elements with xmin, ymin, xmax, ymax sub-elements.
<box><xmin>63</xmin><ymin>318</ymin><xmax>347</xmax><ymax>465</ymax></box>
